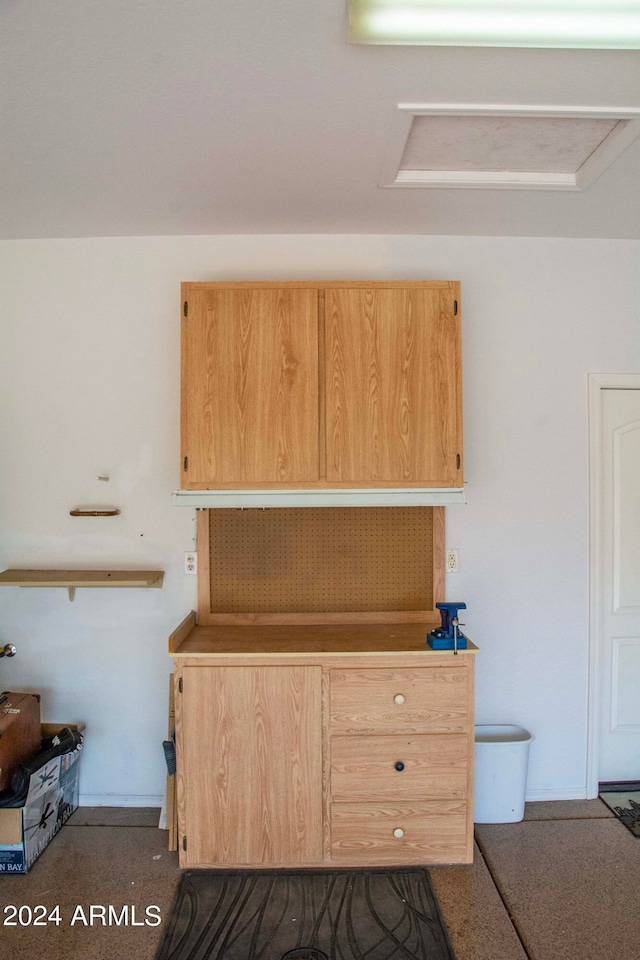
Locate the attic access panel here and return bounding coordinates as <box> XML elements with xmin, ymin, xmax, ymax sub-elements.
<box><xmin>380</xmin><ymin>106</ymin><xmax>640</xmax><ymax>190</ymax></box>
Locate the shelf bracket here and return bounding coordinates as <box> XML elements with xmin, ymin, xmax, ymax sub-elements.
<box><xmin>68</xmin><ymin>586</ymin><xmax>76</xmax><ymax>602</ymax></box>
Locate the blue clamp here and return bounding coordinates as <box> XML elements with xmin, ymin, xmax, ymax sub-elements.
<box><xmin>427</xmin><ymin>602</ymin><xmax>468</xmax><ymax>650</ymax></box>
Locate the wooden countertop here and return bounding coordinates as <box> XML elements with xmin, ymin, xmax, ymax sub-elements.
<box><xmin>169</xmin><ymin>612</ymin><xmax>478</xmax><ymax>659</ymax></box>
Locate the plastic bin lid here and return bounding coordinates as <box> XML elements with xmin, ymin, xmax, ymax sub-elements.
<box><xmin>475</xmin><ymin>724</ymin><xmax>533</xmax><ymax>743</ymax></box>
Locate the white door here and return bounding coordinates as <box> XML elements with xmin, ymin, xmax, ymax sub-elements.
<box><xmin>599</xmin><ymin>387</ymin><xmax>640</xmax><ymax>782</ymax></box>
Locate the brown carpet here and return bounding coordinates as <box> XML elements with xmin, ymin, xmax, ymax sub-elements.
<box><xmin>476</xmin><ymin>815</ymin><xmax>640</xmax><ymax>960</ymax></box>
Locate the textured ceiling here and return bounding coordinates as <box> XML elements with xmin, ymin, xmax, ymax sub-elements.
<box><xmin>1</xmin><ymin>0</ymin><xmax>640</xmax><ymax>239</ymax></box>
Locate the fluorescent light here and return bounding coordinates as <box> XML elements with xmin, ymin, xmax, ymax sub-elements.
<box><xmin>348</xmin><ymin>0</ymin><xmax>640</xmax><ymax>48</ymax></box>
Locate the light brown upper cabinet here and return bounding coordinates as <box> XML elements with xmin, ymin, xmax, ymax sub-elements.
<box><xmin>181</xmin><ymin>285</ymin><xmax>319</xmax><ymax>486</ymax></box>
<box><xmin>324</xmin><ymin>285</ymin><xmax>462</xmax><ymax>486</ymax></box>
<box><xmin>181</xmin><ymin>281</ymin><xmax>462</xmax><ymax>490</ymax></box>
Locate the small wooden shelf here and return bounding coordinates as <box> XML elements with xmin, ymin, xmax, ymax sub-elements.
<box><xmin>0</xmin><ymin>569</ymin><xmax>164</xmax><ymax>601</ymax></box>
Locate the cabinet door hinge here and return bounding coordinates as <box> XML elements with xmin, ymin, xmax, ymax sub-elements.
<box><xmin>183</xmin><ymin>456</ymin><xmax>188</xmax><ymax>473</ymax></box>
<box><xmin>182</xmin><ymin>836</ymin><xmax>187</xmax><ymax>851</ymax></box>
<box><xmin>178</xmin><ymin>677</ymin><xmax>183</xmax><ymax>693</ymax></box>
<box><xmin>183</xmin><ymin>300</ymin><xmax>188</xmax><ymax>317</ymax></box>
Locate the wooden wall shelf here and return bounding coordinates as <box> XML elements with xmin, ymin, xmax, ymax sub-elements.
<box><xmin>0</xmin><ymin>569</ymin><xmax>164</xmax><ymax>601</ymax></box>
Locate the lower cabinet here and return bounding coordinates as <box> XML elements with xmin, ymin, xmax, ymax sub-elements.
<box><xmin>174</xmin><ymin>654</ymin><xmax>475</xmax><ymax>869</ymax></box>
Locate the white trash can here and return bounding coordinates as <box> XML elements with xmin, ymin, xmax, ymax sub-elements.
<box><xmin>474</xmin><ymin>724</ymin><xmax>534</xmax><ymax>823</ymax></box>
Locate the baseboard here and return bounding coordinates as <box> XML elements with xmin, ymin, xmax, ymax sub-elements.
<box><xmin>525</xmin><ymin>786</ymin><xmax>589</xmax><ymax>802</ymax></box>
<box><xmin>79</xmin><ymin>794</ymin><xmax>163</xmax><ymax>807</ymax></box>
<box><xmin>598</xmin><ymin>780</ymin><xmax>640</xmax><ymax>792</ymax></box>
<box><xmin>82</xmin><ymin>790</ymin><xmax>591</xmax><ymax>807</ymax></box>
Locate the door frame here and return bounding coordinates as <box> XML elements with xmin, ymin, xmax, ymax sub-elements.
<box><xmin>587</xmin><ymin>373</ymin><xmax>640</xmax><ymax>797</ymax></box>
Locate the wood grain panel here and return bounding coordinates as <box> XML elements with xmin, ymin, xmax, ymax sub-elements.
<box><xmin>329</xmin><ymin>666</ymin><xmax>470</xmax><ymax>734</ymax></box>
<box><xmin>181</xmin><ymin>281</ymin><xmax>455</xmax><ymax>290</ymax></box>
<box><xmin>168</xmin><ymin>611</ymin><xmax>196</xmax><ymax>654</ymax></box>
<box><xmin>0</xmin><ymin>570</ymin><xmax>163</xmax><ymax>588</ymax></box>
<box><xmin>181</xmin><ymin>285</ymin><xmax>319</xmax><ymax>485</ymax></box>
<box><xmin>325</xmin><ymin>285</ymin><xmax>462</xmax><ymax>485</ymax></box>
<box><xmin>433</xmin><ymin>505</ymin><xmax>445</xmax><ymax>605</ymax></box>
<box><xmin>179</xmin><ymin>665</ymin><xmax>323</xmax><ymax>866</ymax></box>
<box><xmin>174</xmin><ymin>666</ymin><xmax>187</xmax><ymax>864</ymax></box>
<box><xmin>321</xmin><ymin>670</ymin><xmax>332</xmax><ymax>860</ymax></box>
<box><xmin>330</xmin><ymin>800</ymin><xmax>468</xmax><ymax>864</ymax></box>
<box><xmin>166</xmin><ymin>675</ymin><xmax>177</xmax><ymax>852</ymax></box>
<box><xmin>330</xmin><ymin>734</ymin><xmax>468</xmax><ymax>801</ymax></box>
<box><xmin>464</xmin><ymin>653</ymin><xmax>476</xmax><ymax>863</ymax></box>
<box><xmin>171</xmin><ymin>630</ymin><xmax>477</xmax><ymax>661</ymax></box>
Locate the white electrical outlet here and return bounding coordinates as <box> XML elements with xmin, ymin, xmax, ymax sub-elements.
<box><xmin>446</xmin><ymin>549</ymin><xmax>459</xmax><ymax>573</ymax></box>
<box><xmin>184</xmin><ymin>551</ymin><xmax>198</xmax><ymax>575</ymax></box>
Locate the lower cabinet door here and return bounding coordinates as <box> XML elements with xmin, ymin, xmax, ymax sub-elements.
<box><xmin>179</xmin><ymin>665</ymin><xmax>323</xmax><ymax>866</ymax></box>
<box><xmin>330</xmin><ymin>800</ymin><xmax>468</xmax><ymax>864</ymax></box>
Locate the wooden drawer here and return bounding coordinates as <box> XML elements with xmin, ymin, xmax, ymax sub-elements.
<box><xmin>329</xmin><ymin>667</ymin><xmax>470</xmax><ymax>735</ymax></box>
<box><xmin>330</xmin><ymin>800</ymin><xmax>468</xmax><ymax>864</ymax></box>
<box><xmin>330</xmin><ymin>734</ymin><xmax>468</xmax><ymax>801</ymax></box>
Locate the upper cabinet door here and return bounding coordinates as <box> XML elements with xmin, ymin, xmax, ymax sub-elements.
<box><xmin>325</xmin><ymin>284</ymin><xmax>462</xmax><ymax>486</ymax></box>
<box><xmin>181</xmin><ymin>285</ymin><xmax>320</xmax><ymax>486</ymax></box>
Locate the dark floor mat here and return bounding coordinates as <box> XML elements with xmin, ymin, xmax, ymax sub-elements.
<box><xmin>155</xmin><ymin>868</ymin><xmax>455</xmax><ymax>960</ymax></box>
<box><xmin>599</xmin><ymin>781</ymin><xmax>640</xmax><ymax>838</ymax></box>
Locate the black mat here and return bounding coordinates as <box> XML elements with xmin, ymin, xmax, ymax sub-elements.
<box><xmin>599</xmin><ymin>781</ymin><xmax>640</xmax><ymax>838</ymax></box>
<box><xmin>155</xmin><ymin>868</ymin><xmax>455</xmax><ymax>960</ymax></box>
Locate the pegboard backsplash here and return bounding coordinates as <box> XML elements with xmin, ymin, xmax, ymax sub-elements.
<box><xmin>199</xmin><ymin>507</ymin><xmax>442</xmax><ymax>623</ymax></box>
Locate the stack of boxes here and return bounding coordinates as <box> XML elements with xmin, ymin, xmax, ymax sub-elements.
<box><xmin>0</xmin><ymin>692</ymin><xmax>41</xmax><ymax>790</ymax></box>
<box><xmin>0</xmin><ymin>693</ymin><xmax>82</xmax><ymax>873</ymax></box>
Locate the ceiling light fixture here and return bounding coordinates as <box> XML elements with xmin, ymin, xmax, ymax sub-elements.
<box><xmin>348</xmin><ymin>0</ymin><xmax>640</xmax><ymax>49</ymax></box>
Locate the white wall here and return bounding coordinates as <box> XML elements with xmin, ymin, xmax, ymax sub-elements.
<box><xmin>1</xmin><ymin>234</ymin><xmax>639</xmax><ymax>804</ymax></box>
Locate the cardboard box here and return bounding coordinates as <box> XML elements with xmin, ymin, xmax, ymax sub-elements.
<box><xmin>0</xmin><ymin>692</ymin><xmax>41</xmax><ymax>791</ymax></box>
<box><xmin>0</xmin><ymin>723</ymin><xmax>83</xmax><ymax>874</ymax></box>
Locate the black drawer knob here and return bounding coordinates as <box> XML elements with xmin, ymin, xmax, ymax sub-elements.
<box><xmin>395</xmin><ymin>761</ymin><xmax>405</xmax><ymax>772</ymax></box>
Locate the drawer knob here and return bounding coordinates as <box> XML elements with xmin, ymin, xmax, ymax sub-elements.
<box><xmin>394</xmin><ymin>694</ymin><xmax>405</xmax><ymax>705</ymax></box>
<box><xmin>393</xmin><ymin>827</ymin><xmax>405</xmax><ymax>839</ymax></box>
<box><xmin>395</xmin><ymin>761</ymin><xmax>405</xmax><ymax>771</ymax></box>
